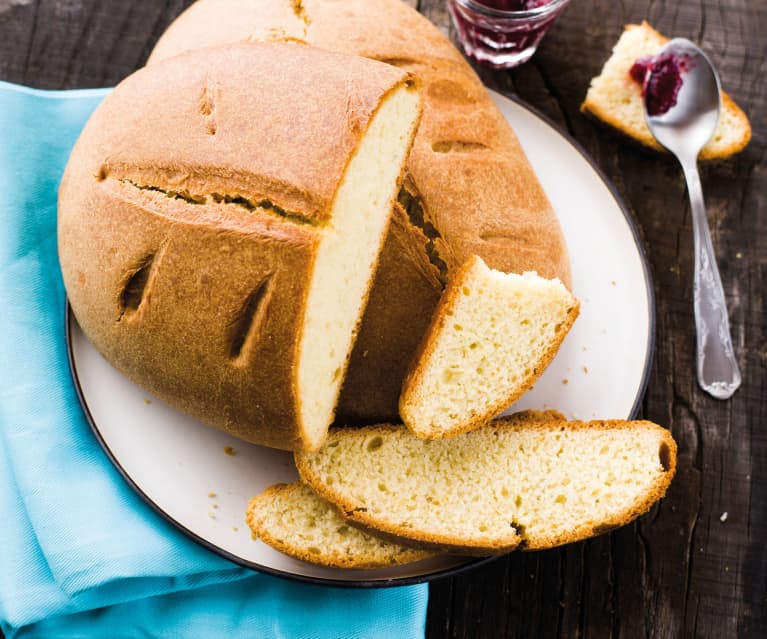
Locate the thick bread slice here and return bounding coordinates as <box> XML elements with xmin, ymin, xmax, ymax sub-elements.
<box><xmin>246</xmin><ymin>482</ymin><xmax>435</xmax><ymax>569</ymax></box>
<box><xmin>148</xmin><ymin>0</ymin><xmax>572</xmax><ymax>423</ymax></box>
<box><xmin>400</xmin><ymin>255</ymin><xmax>579</xmax><ymax>439</ymax></box>
<box><xmin>296</xmin><ymin>416</ymin><xmax>677</xmax><ymax>553</ymax></box>
<box><xmin>59</xmin><ymin>43</ymin><xmax>421</xmax><ymax>451</ymax></box>
<box><xmin>581</xmin><ymin>21</ymin><xmax>751</xmax><ymax>160</ymax></box>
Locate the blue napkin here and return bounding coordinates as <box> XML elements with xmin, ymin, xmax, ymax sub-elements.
<box><xmin>0</xmin><ymin>81</ymin><xmax>428</xmax><ymax>639</ymax></box>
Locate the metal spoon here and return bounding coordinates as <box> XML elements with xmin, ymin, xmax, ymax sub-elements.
<box><xmin>643</xmin><ymin>38</ymin><xmax>741</xmax><ymax>400</ymax></box>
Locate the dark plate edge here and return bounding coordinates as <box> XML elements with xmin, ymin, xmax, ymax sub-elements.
<box><xmin>63</xmin><ymin>93</ymin><xmax>655</xmax><ymax>589</ymax></box>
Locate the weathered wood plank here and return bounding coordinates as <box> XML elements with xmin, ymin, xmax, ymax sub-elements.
<box><xmin>0</xmin><ymin>0</ymin><xmax>191</xmax><ymax>88</ymax></box>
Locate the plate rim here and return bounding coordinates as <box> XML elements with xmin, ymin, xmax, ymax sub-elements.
<box><xmin>64</xmin><ymin>90</ymin><xmax>655</xmax><ymax>589</ymax></box>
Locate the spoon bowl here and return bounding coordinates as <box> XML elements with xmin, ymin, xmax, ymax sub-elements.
<box><xmin>643</xmin><ymin>39</ymin><xmax>741</xmax><ymax>400</ymax></box>
<box><xmin>645</xmin><ymin>39</ymin><xmax>721</xmax><ymax>160</ymax></box>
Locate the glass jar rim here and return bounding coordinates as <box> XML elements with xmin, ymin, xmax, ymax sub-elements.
<box><xmin>451</xmin><ymin>0</ymin><xmax>571</xmax><ymax>19</ymax></box>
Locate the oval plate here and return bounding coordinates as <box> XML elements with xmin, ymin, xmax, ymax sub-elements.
<box><xmin>67</xmin><ymin>91</ymin><xmax>654</xmax><ymax>587</ymax></box>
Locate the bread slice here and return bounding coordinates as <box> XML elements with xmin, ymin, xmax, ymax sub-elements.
<box><xmin>59</xmin><ymin>43</ymin><xmax>421</xmax><ymax>451</ymax></box>
<box><xmin>246</xmin><ymin>482</ymin><xmax>435</xmax><ymax>569</ymax></box>
<box><xmin>296</xmin><ymin>415</ymin><xmax>677</xmax><ymax>553</ymax></box>
<box><xmin>148</xmin><ymin>0</ymin><xmax>573</xmax><ymax>424</ymax></box>
<box><xmin>581</xmin><ymin>21</ymin><xmax>751</xmax><ymax>160</ymax></box>
<box><xmin>400</xmin><ymin>255</ymin><xmax>579</xmax><ymax>439</ymax></box>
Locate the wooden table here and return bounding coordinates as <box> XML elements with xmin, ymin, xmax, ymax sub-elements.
<box><xmin>2</xmin><ymin>1</ymin><xmax>764</xmax><ymax>637</ymax></box>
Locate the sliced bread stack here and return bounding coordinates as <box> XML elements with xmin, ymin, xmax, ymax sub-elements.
<box><xmin>581</xmin><ymin>21</ymin><xmax>751</xmax><ymax>159</ymax></box>
<box><xmin>247</xmin><ymin>413</ymin><xmax>677</xmax><ymax>566</ymax></box>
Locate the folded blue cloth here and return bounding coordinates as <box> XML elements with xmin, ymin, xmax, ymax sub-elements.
<box><xmin>0</xmin><ymin>81</ymin><xmax>428</xmax><ymax>639</ymax></box>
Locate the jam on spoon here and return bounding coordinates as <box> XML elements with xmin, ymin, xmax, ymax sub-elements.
<box><xmin>630</xmin><ymin>52</ymin><xmax>694</xmax><ymax>116</ymax></box>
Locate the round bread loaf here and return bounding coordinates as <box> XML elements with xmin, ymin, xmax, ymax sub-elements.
<box><xmin>59</xmin><ymin>42</ymin><xmax>422</xmax><ymax>451</ymax></box>
<box><xmin>149</xmin><ymin>0</ymin><xmax>572</xmax><ymax>423</ymax></box>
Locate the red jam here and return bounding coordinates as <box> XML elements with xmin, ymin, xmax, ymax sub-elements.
<box><xmin>630</xmin><ymin>53</ymin><xmax>693</xmax><ymax>116</ymax></box>
<box><xmin>474</xmin><ymin>0</ymin><xmax>551</xmax><ymax>8</ymax></box>
<box><xmin>629</xmin><ymin>57</ymin><xmax>653</xmax><ymax>84</ymax></box>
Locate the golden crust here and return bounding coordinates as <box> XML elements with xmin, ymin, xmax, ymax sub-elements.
<box><xmin>295</xmin><ymin>417</ymin><xmax>677</xmax><ymax>554</ymax></box>
<box><xmin>149</xmin><ymin>0</ymin><xmax>572</xmax><ymax>423</ymax></box>
<box><xmin>58</xmin><ymin>43</ymin><xmax>415</xmax><ymax>451</ymax></box>
<box><xmin>399</xmin><ymin>255</ymin><xmax>580</xmax><ymax>439</ymax></box>
<box><xmin>581</xmin><ymin>21</ymin><xmax>751</xmax><ymax>160</ymax></box>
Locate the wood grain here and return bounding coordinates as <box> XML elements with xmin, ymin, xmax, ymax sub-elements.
<box><xmin>1</xmin><ymin>0</ymin><xmax>764</xmax><ymax>637</ymax></box>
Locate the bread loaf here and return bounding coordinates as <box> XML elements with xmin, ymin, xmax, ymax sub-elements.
<box><xmin>149</xmin><ymin>0</ymin><xmax>572</xmax><ymax>423</ymax></box>
<box><xmin>400</xmin><ymin>256</ymin><xmax>579</xmax><ymax>439</ymax></box>
<box><xmin>296</xmin><ymin>415</ymin><xmax>677</xmax><ymax>553</ymax></box>
<box><xmin>581</xmin><ymin>22</ymin><xmax>751</xmax><ymax>159</ymax></box>
<box><xmin>59</xmin><ymin>43</ymin><xmax>421</xmax><ymax>451</ymax></box>
<box><xmin>246</xmin><ymin>482</ymin><xmax>435</xmax><ymax>569</ymax></box>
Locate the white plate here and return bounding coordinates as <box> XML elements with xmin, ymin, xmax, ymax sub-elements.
<box><xmin>67</xmin><ymin>91</ymin><xmax>653</xmax><ymax>586</ymax></box>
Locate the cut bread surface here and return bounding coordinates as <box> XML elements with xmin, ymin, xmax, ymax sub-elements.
<box><xmin>400</xmin><ymin>255</ymin><xmax>579</xmax><ymax>439</ymax></box>
<box><xmin>297</xmin><ymin>82</ymin><xmax>421</xmax><ymax>450</ymax></box>
<box><xmin>296</xmin><ymin>416</ymin><xmax>677</xmax><ymax>553</ymax></box>
<box><xmin>246</xmin><ymin>482</ymin><xmax>435</xmax><ymax>569</ymax></box>
<box><xmin>581</xmin><ymin>21</ymin><xmax>751</xmax><ymax>159</ymax></box>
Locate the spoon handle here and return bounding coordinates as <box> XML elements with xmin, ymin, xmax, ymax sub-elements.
<box><xmin>681</xmin><ymin>159</ymin><xmax>741</xmax><ymax>399</ymax></box>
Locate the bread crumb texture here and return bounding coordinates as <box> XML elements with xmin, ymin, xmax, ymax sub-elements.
<box><xmin>246</xmin><ymin>482</ymin><xmax>434</xmax><ymax>568</ymax></box>
<box><xmin>401</xmin><ymin>256</ymin><xmax>578</xmax><ymax>439</ymax></box>
<box><xmin>296</xmin><ymin>417</ymin><xmax>677</xmax><ymax>553</ymax></box>
<box><xmin>581</xmin><ymin>21</ymin><xmax>751</xmax><ymax>159</ymax></box>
